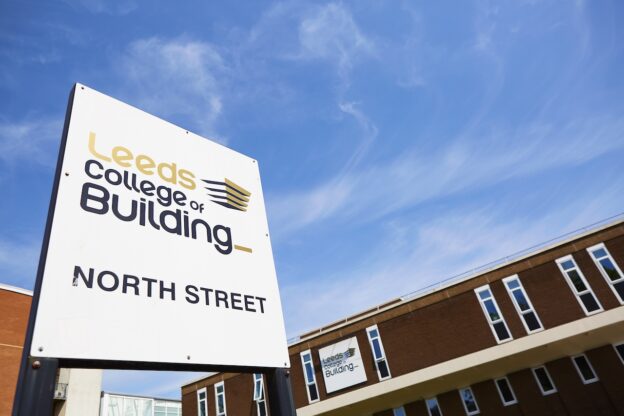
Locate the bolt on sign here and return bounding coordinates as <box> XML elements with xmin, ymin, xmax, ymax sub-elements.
<box><xmin>30</xmin><ymin>84</ymin><xmax>290</xmax><ymax>368</ymax></box>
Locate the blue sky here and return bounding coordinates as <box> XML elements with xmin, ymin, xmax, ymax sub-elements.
<box><xmin>2</xmin><ymin>0</ymin><xmax>624</xmax><ymax>400</ymax></box>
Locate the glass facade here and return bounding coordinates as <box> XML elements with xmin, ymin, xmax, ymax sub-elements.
<box><xmin>101</xmin><ymin>394</ymin><xmax>181</xmax><ymax>416</ymax></box>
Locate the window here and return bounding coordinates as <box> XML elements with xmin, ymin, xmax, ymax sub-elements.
<box><xmin>215</xmin><ymin>382</ymin><xmax>226</xmax><ymax>416</ymax></box>
<box><xmin>474</xmin><ymin>285</ymin><xmax>512</xmax><ymax>343</ymax></box>
<box><xmin>155</xmin><ymin>401</ymin><xmax>182</xmax><ymax>416</ymax></box>
<box><xmin>197</xmin><ymin>388</ymin><xmax>207</xmax><ymax>416</ymax></box>
<box><xmin>300</xmin><ymin>350</ymin><xmax>319</xmax><ymax>403</ymax></box>
<box><xmin>588</xmin><ymin>243</ymin><xmax>624</xmax><ymax>304</ymax></box>
<box><xmin>572</xmin><ymin>354</ymin><xmax>598</xmax><ymax>384</ymax></box>
<box><xmin>366</xmin><ymin>325</ymin><xmax>391</xmax><ymax>380</ymax></box>
<box><xmin>614</xmin><ymin>342</ymin><xmax>624</xmax><ymax>365</ymax></box>
<box><xmin>458</xmin><ymin>387</ymin><xmax>479</xmax><ymax>415</ymax></box>
<box><xmin>425</xmin><ymin>397</ymin><xmax>442</xmax><ymax>416</ymax></box>
<box><xmin>494</xmin><ymin>377</ymin><xmax>517</xmax><ymax>406</ymax></box>
<box><xmin>556</xmin><ymin>255</ymin><xmax>603</xmax><ymax>315</ymax></box>
<box><xmin>393</xmin><ymin>406</ymin><xmax>406</xmax><ymax>416</ymax></box>
<box><xmin>532</xmin><ymin>366</ymin><xmax>557</xmax><ymax>395</ymax></box>
<box><xmin>253</xmin><ymin>374</ymin><xmax>267</xmax><ymax>416</ymax></box>
<box><xmin>503</xmin><ymin>275</ymin><xmax>543</xmax><ymax>333</ymax></box>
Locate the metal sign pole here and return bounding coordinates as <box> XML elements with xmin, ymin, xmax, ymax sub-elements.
<box><xmin>13</xmin><ymin>357</ymin><xmax>58</xmax><ymax>416</ymax></box>
<box><xmin>267</xmin><ymin>368</ymin><xmax>297</xmax><ymax>416</ymax></box>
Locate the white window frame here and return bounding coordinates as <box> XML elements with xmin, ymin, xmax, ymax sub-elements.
<box><xmin>494</xmin><ymin>376</ymin><xmax>517</xmax><ymax>406</ymax></box>
<box><xmin>458</xmin><ymin>387</ymin><xmax>480</xmax><ymax>415</ymax></box>
<box><xmin>571</xmin><ymin>354</ymin><xmax>599</xmax><ymax>384</ymax></box>
<box><xmin>366</xmin><ymin>324</ymin><xmax>392</xmax><ymax>381</ymax></box>
<box><xmin>253</xmin><ymin>373</ymin><xmax>267</xmax><ymax>416</ymax></box>
<box><xmin>614</xmin><ymin>342</ymin><xmax>624</xmax><ymax>365</ymax></box>
<box><xmin>587</xmin><ymin>242</ymin><xmax>624</xmax><ymax>304</ymax></box>
<box><xmin>392</xmin><ymin>406</ymin><xmax>406</xmax><ymax>416</ymax></box>
<box><xmin>532</xmin><ymin>366</ymin><xmax>557</xmax><ymax>395</ymax></box>
<box><xmin>474</xmin><ymin>284</ymin><xmax>512</xmax><ymax>343</ymax></box>
<box><xmin>502</xmin><ymin>275</ymin><xmax>543</xmax><ymax>334</ymax></box>
<box><xmin>197</xmin><ymin>387</ymin><xmax>208</xmax><ymax>416</ymax></box>
<box><xmin>214</xmin><ymin>381</ymin><xmax>226</xmax><ymax>416</ymax></box>
<box><xmin>300</xmin><ymin>349</ymin><xmax>320</xmax><ymax>404</ymax></box>
<box><xmin>556</xmin><ymin>255</ymin><xmax>603</xmax><ymax>315</ymax></box>
<box><xmin>425</xmin><ymin>397</ymin><xmax>443</xmax><ymax>416</ymax></box>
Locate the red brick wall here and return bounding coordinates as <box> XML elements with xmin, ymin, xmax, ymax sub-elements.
<box><xmin>0</xmin><ymin>289</ymin><xmax>32</xmax><ymax>416</ymax></box>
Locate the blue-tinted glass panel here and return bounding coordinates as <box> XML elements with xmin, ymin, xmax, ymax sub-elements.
<box><xmin>369</xmin><ymin>328</ymin><xmax>379</xmax><ymax>338</ymax></box>
<box><xmin>426</xmin><ymin>398</ymin><xmax>442</xmax><ymax>416</ymax></box>
<box><xmin>478</xmin><ymin>289</ymin><xmax>491</xmax><ymax>300</ymax></box>
<box><xmin>484</xmin><ymin>299</ymin><xmax>501</xmax><ymax>321</ymax></box>
<box><xmin>372</xmin><ymin>338</ymin><xmax>383</xmax><ymax>359</ymax></box>
<box><xmin>561</xmin><ymin>260</ymin><xmax>575</xmax><ymax>270</ymax></box>
<box><xmin>506</xmin><ymin>279</ymin><xmax>520</xmax><ymax>290</ymax></box>
<box><xmin>304</xmin><ymin>362</ymin><xmax>315</xmax><ymax>382</ymax></box>
<box><xmin>567</xmin><ymin>270</ymin><xmax>587</xmax><ymax>292</ymax></box>
<box><xmin>592</xmin><ymin>248</ymin><xmax>608</xmax><ymax>258</ymax></box>
<box><xmin>599</xmin><ymin>258</ymin><xmax>622</xmax><ymax>281</ymax></box>
<box><xmin>461</xmin><ymin>389</ymin><xmax>478</xmax><ymax>412</ymax></box>
<box><xmin>512</xmin><ymin>290</ymin><xmax>530</xmax><ymax>311</ymax></box>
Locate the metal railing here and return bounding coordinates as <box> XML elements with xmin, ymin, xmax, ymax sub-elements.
<box><xmin>287</xmin><ymin>211</ymin><xmax>624</xmax><ymax>345</ymax></box>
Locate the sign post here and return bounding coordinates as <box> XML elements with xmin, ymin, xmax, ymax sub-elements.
<box><xmin>13</xmin><ymin>84</ymin><xmax>294</xmax><ymax>415</ymax></box>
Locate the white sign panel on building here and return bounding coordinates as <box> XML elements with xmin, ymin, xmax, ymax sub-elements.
<box><xmin>30</xmin><ymin>84</ymin><xmax>289</xmax><ymax>368</ymax></box>
<box><xmin>318</xmin><ymin>337</ymin><xmax>367</xmax><ymax>393</ymax></box>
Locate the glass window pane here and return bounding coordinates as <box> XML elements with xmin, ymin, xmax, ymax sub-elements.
<box><xmin>493</xmin><ymin>322</ymin><xmax>510</xmax><ymax>340</ymax></box>
<box><xmin>484</xmin><ymin>299</ymin><xmax>501</xmax><ymax>321</ymax></box>
<box><xmin>372</xmin><ymin>338</ymin><xmax>383</xmax><ymax>359</ymax></box>
<box><xmin>580</xmin><ymin>292</ymin><xmax>600</xmax><ymax>312</ymax></box>
<box><xmin>378</xmin><ymin>359</ymin><xmax>390</xmax><ymax>378</ymax></box>
<box><xmin>615</xmin><ymin>344</ymin><xmax>624</xmax><ymax>362</ymax></box>
<box><xmin>302</xmin><ymin>352</ymin><xmax>311</xmax><ymax>362</ymax></box>
<box><xmin>534</xmin><ymin>368</ymin><xmax>554</xmax><ymax>392</ymax></box>
<box><xmin>599</xmin><ymin>258</ymin><xmax>622</xmax><ymax>281</ymax></box>
<box><xmin>217</xmin><ymin>394</ymin><xmax>224</xmax><ymax>412</ymax></box>
<box><xmin>478</xmin><ymin>289</ymin><xmax>491</xmax><ymax>300</ymax></box>
<box><xmin>393</xmin><ymin>407</ymin><xmax>406</xmax><ymax>416</ymax></box>
<box><xmin>305</xmin><ymin>362</ymin><xmax>315</xmax><ymax>382</ymax></box>
<box><xmin>592</xmin><ymin>248</ymin><xmax>608</xmax><ymax>258</ymax></box>
<box><xmin>426</xmin><ymin>398</ymin><xmax>442</xmax><ymax>416</ymax></box>
<box><xmin>512</xmin><ymin>290</ymin><xmax>530</xmax><ymax>311</ymax></box>
<box><xmin>506</xmin><ymin>279</ymin><xmax>520</xmax><ymax>290</ymax></box>
<box><xmin>561</xmin><ymin>260</ymin><xmax>575</xmax><ymax>270</ymax></box>
<box><xmin>369</xmin><ymin>328</ymin><xmax>379</xmax><ymax>338</ymax></box>
<box><xmin>524</xmin><ymin>311</ymin><xmax>541</xmax><ymax>331</ymax></box>
<box><xmin>308</xmin><ymin>384</ymin><xmax>319</xmax><ymax>401</ymax></box>
<box><xmin>614</xmin><ymin>281</ymin><xmax>624</xmax><ymax>301</ymax></box>
<box><xmin>573</xmin><ymin>356</ymin><xmax>597</xmax><ymax>381</ymax></box>
<box><xmin>496</xmin><ymin>378</ymin><xmax>515</xmax><ymax>403</ymax></box>
<box><xmin>567</xmin><ymin>270</ymin><xmax>587</xmax><ymax>292</ymax></box>
<box><xmin>258</xmin><ymin>401</ymin><xmax>267</xmax><ymax>416</ymax></box>
<box><xmin>460</xmin><ymin>388</ymin><xmax>478</xmax><ymax>412</ymax></box>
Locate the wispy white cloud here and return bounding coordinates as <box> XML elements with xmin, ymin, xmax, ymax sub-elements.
<box><xmin>117</xmin><ymin>37</ymin><xmax>226</xmax><ymax>142</ymax></box>
<box><xmin>297</xmin><ymin>3</ymin><xmax>374</xmax><ymax>80</ymax></box>
<box><xmin>0</xmin><ymin>237</ymin><xmax>41</xmax><ymax>289</ymax></box>
<box><xmin>0</xmin><ymin>118</ymin><xmax>62</xmax><ymax>168</ymax></box>
<box><xmin>268</xmin><ymin>115</ymin><xmax>624</xmax><ymax>237</ymax></box>
<box><xmin>282</xmin><ymin>182</ymin><xmax>624</xmax><ymax>337</ymax></box>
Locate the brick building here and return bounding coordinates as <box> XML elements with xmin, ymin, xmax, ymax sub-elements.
<box><xmin>181</xmin><ymin>218</ymin><xmax>624</xmax><ymax>416</ymax></box>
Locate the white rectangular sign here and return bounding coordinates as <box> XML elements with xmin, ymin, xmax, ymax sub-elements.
<box><xmin>30</xmin><ymin>84</ymin><xmax>290</xmax><ymax>368</ymax></box>
<box><xmin>318</xmin><ymin>337</ymin><xmax>367</xmax><ymax>393</ymax></box>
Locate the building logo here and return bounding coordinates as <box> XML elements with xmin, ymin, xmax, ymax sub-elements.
<box><xmin>202</xmin><ymin>178</ymin><xmax>252</xmax><ymax>212</ymax></box>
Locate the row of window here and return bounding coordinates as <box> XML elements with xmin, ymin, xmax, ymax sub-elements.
<box><xmin>196</xmin><ymin>374</ymin><xmax>267</xmax><ymax>416</ymax></box>
<box><xmin>391</xmin><ymin>344</ymin><xmax>624</xmax><ymax>416</ymax></box>
<box><xmin>476</xmin><ymin>242</ymin><xmax>624</xmax><ymax>344</ymax></box>
<box><xmin>300</xmin><ymin>324</ymin><xmax>391</xmax><ymax>403</ymax></box>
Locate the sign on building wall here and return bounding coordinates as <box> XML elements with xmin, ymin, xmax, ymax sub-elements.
<box><xmin>30</xmin><ymin>84</ymin><xmax>290</xmax><ymax>368</ymax></box>
<box><xmin>318</xmin><ymin>337</ymin><xmax>367</xmax><ymax>393</ymax></box>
